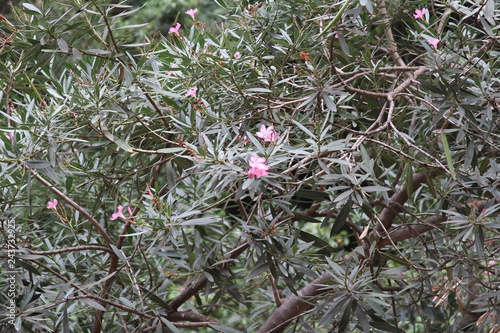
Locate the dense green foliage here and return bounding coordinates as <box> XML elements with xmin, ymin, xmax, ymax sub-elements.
<box><xmin>1</xmin><ymin>0</ymin><xmax>499</xmax><ymax>332</ymax></box>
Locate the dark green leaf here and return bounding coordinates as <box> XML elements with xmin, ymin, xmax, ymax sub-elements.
<box><xmin>330</xmin><ymin>198</ymin><xmax>352</xmax><ymax>237</ymax></box>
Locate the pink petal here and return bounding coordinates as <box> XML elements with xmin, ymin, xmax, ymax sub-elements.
<box><xmin>169</xmin><ymin>23</ymin><xmax>181</xmax><ymax>34</ymax></box>
<box><xmin>47</xmin><ymin>199</ymin><xmax>58</xmax><ymax>209</ymax></box>
<box><xmin>185</xmin><ymin>9</ymin><xmax>198</xmax><ymax>20</ymax></box>
<box><xmin>111</xmin><ymin>205</ymin><xmax>125</xmax><ymax>220</ymax></box>
<box><xmin>186</xmin><ymin>86</ymin><xmax>198</xmax><ymax>97</ymax></box>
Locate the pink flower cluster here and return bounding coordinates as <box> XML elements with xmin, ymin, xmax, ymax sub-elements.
<box><xmin>111</xmin><ymin>205</ymin><xmax>125</xmax><ymax>220</ymax></box>
<box><xmin>237</xmin><ymin>136</ymin><xmax>249</xmax><ymax>144</ymax></box>
<box><xmin>47</xmin><ymin>199</ymin><xmax>58</xmax><ymax>209</ymax></box>
<box><xmin>256</xmin><ymin>124</ymin><xmax>279</xmax><ymax>142</ymax></box>
<box><xmin>185</xmin><ymin>9</ymin><xmax>198</xmax><ymax>20</ymax></box>
<box><xmin>246</xmin><ymin>124</ymin><xmax>281</xmax><ymax>179</ymax></box>
<box><xmin>169</xmin><ymin>23</ymin><xmax>181</xmax><ymax>35</ymax></box>
<box><xmin>248</xmin><ymin>154</ymin><xmax>270</xmax><ymax>179</ymax></box>
<box><xmin>111</xmin><ymin>205</ymin><xmax>133</xmax><ymax>221</ymax></box>
<box><xmin>428</xmin><ymin>38</ymin><xmax>440</xmax><ymax>50</ymax></box>
<box><xmin>485</xmin><ymin>260</ymin><xmax>496</xmax><ymax>275</ymax></box>
<box><xmin>413</xmin><ymin>8</ymin><xmax>441</xmax><ymax>51</ymax></box>
<box><xmin>413</xmin><ymin>8</ymin><xmax>427</xmax><ymax>20</ymax></box>
<box><xmin>186</xmin><ymin>86</ymin><xmax>197</xmax><ymax>97</ymax></box>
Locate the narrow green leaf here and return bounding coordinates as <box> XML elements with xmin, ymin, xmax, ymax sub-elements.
<box><xmin>181</xmin><ymin>217</ymin><xmax>216</xmax><ymax>226</ymax></box>
<box><xmin>338</xmin><ymin>34</ymin><xmax>351</xmax><ymax>56</ymax></box>
<box><xmin>156</xmin><ymin>147</ymin><xmax>185</xmax><ymax>154</ymax></box>
<box><xmin>246</xmin><ymin>260</ymin><xmax>271</xmax><ymax>280</ymax></box>
<box><xmin>72</xmin><ymin>47</ymin><xmax>82</xmax><ymax>60</ymax></box>
<box><xmin>330</xmin><ymin>198</ymin><xmax>352</xmax><ymax>237</ymax></box>
<box><xmin>381</xmin><ymin>251</ymin><xmax>410</xmax><ymax>266</ymax></box>
<box><xmin>356</xmin><ymin>305</ymin><xmax>370</xmax><ymax>333</ymax></box>
<box><xmin>57</xmin><ymin>38</ymin><xmax>68</xmax><ymax>52</ymax></box>
<box><xmin>116</xmin><ymin>23</ymin><xmax>149</xmax><ymax>30</ymax></box>
<box><xmin>322</xmin><ymin>92</ymin><xmax>337</xmax><ymax>112</ymax></box>
<box><xmin>475</xmin><ymin>226</ymin><xmax>484</xmax><ymax>258</ymax></box>
<box><xmin>298</xmin><ymin>230</ymin><xmax>337</xmax><ymax>254</ymax></box>
<box><xmin>209</xmin><ymin>324</ymin><xmax>245</xmax><ymax>333</ymax></box>
<box><xmin>362</xmin><ymin>185</ymin><xmax>391</xmax><ymax>192</ymax></box>
<box><xmin>16</xmin><ymin>260</ymin><xmax>41</xmax><ymax>276</ymax></box>
<box><xmin>293</xmin><ymin>212</ymin><xmax>321</xmax><ymax>223</ymax></box>
<box><xmin>360</xmin><ymin>200</ymin><xmax>373</xmax><ymax>219</ymax></box>
<box><xmin>441</xmin><ymin>132</ymin><xmax>456</xmax><ymax>180</ymax></box>
<box><xmin>110</xmin><ymin>245</ymin><xmax>128</xmax><ymax>262</ymax></box>
<box><xmin>23</xmin><ymin>160</ymin><xmax>52</xmax><ymax>169</ymax></box>
<box><xmin>22</xmin><ymin>3</ymin><xmax>42</xmax><ymax>14</ymax></box>
<box><xmin>101</xmin><ymin>128</ymin><xmax>133</xmax><ymax>152</ymax></box>
<box><xmin>80</xmin><ymin>298</ymin><xmax>106</xmax><ymax>311</ymax></box>
<box><xmin>86</xmin><ymin>49</ymin><xmax>111</xmax><ymax>55</ymax></box>
<box><xmin>159</xmin><ymin>317</ymin><xmax>180</xmax><ymax>333</ymax></box>
<box><xmin>316</xmin><ymin>0</ymin><xmax>351</xmax><ymax>39</ymax></box>
<box><xmin>294</xmin><ymin>189</ymin><xmax>329</xmax><ymax>200</ymax></box>
<box><xmin>334</xmin><ymin>189</ymin><xmax>353</xmax><ymax>203</ymax></box>
<box><xmin>62</xmin><ymin>307</ymin><xmax>69</xmax><ymax>333</ymax></box>
<box><xmin>141</xmin><ymin>287</ymin><xmax>172</xmax><ymax>311</ymax></box>
<box><xmin>244</xmin><ymin>87</ymin><xmax>273</xmax><ymax>93</ymax></box>
<box><xmin>405</xmin><ymin>163</ymin><xmax>413</xmax><ymax>198</ymax></box>
<box><xmin>339</xmin><ymin>298</ymin><xmax>352</xmax><ymax>332</ymax></box>
<box><xmin>369</xmin><ymin>321</ymin><xmax>406</xmax><ymax>333</ymax></box>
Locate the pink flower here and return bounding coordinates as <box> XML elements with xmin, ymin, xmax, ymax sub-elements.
<box><xmin>413</xmin><ymin>8</ymin><xmax>428</xmax><ymax>20</ymax></box>
<box><xmin>186</xmin><ymin>86</ymin><xmax>198</xmax><ymax>97</ymax></box>
<box><xmin>5</xmin><ymin>132</ymin><xmax>14</xmax><ymax>140</ymax></box>
<box><xmin>485</xmin><ymin>260</ymin><xmax>496</xmax><ymax>275</ymax></box>
<box><xmin>47</xmin><ymin>199</ymin><xmax>58</xmax><ymax>209</ymax></box>
<box><xmin>293</xmin><ymin>66</ymin><xmax>297</xmax><ymax>74</ymax></box>
<box><xmin>169</xmin><ymin>23</ymin><xmax>181</xmax><ymax>35</ymax></box>
<box><xmin>248</xmin><ymin>154</ymin><xmax>270</xmax><ymax>179</ymax></box>
<box><xmin>234</xmin><ymin>51</ymin><xmax>241</xmax><ymax>58</ymax></box>
<box><xmin>256</xmin><ymin>124</ymin><xmax>279</xmax><ymax>142</ymax></box>
<box><xmin>237</xmin><ymin>136</ymin><xmax>249</xmax><ymax>144</ymax></box>
<box><xmin>111</xmin><ymin>205</ymin><xmax>125</xmax><ymax>220</ymax></box>
<box><xmin>166</xmin><ymin>64</ymin><xmax>178</xmax><ymax>76</ymax></box>
<box><xmin>428</xmin><ymin>38</ymin><xmax>440</xmax><ymax>50</ymax></box>
<box><xmin>185</xmin><ymin>9</ymin><xmax>198</xmax><ymax>20</ymax></box>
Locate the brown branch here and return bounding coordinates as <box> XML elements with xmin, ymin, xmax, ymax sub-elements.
<box><xmin>140</xmin><ymin>321</ymin><xmax>223</xmax><ymax>331</ymax></box>
<box><xmin>269</xmin><ymin>274</ymin><xmax>283</xmax><ymax>306</ymax></box>
<box><xmin>377</xmin><ymin>200</ymin><xmax>491</xmax><ymax>248</ymax></box>
<box><xmin>166</xmin><ymin>310</ymin><xmax>221</xmax><ymax>324</ymax></box>
<box><xmin>28</xmin><ymin>167</ymin><xmax>114</xmax><ymax>246</ymax></box>
<box><xmin>257</xmin><ymin>272</ymin><xmax>333</xmax><ymax>333</ymax></box>
<box><xmin>31</xmin><ymin>259</ymin><xmax>221</xmax><ymax>329</ymax></box>
<box><xmin>257</xmin><ymin>172</ymin><xmax>442</xmax><ymax>333</ymax></box>
<box><xmin>370</xmin><ymin>172</ymin><xmax>433</xmax><ymax>240</ymax></box>
<box><xmin>377</xmin><ymin>0</ymin><xmax>411</xmax><ymax>78</ymax></box>
<box><xmin>377</xmin><ymin>215</ymin><xmax>446</xmax><ymax>248</ymax></box>
<box><xmin>92</xmin><ymin>156</ymin><xmax>168</xmax><ymax>333</ymax></box>
<box><xmin>28</xmin><ymin>245</ymin><xmax>113</xmax><ymax>255</ymax></box>
<box><xmin>337</xmin><ymin>66</ymin><xmax>428</xmax><ymax>101</ymax></box>
<box><xmin>168</xmin><ymin>241</ymin><xmax>249</xmax><ymax>311</ymax></box>
<box><xmin>387</xmin><ymin>67</ymin><xmax>428</xmax><ymax>101</ymax></box>
<box><xmin>27</xmin><ymin>294</ymin><xmax>154</xmax><ymax>320</ymax></box>
<box><xmin>29</xmin><ymin>259</ymin><xmax>152</xmax><ymax>319</ymax></box>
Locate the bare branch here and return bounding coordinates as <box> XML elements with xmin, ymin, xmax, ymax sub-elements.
<box><xmin>370</xmin><ymin>172</ymin><xmax>435</xmax><ymax>239</ymax></box>
<box><xmin>257</xmin><ymin>272</ymin><xmax>333</xmax><ymax>333</ymax></box>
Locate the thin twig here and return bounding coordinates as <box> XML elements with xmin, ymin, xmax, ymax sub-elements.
<box><xmin>28</xmin><ymin>167</ymin><xmax>114</xmax><ymax>245</ymax></box>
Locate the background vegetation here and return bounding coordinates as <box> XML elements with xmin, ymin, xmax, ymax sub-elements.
<box><xmin>1</xmin><ymin>0</ymin><xmax>499</xmax><ymax>332</ymax></box>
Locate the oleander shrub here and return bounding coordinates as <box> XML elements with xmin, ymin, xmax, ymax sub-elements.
<box><xmin>0</xmin><ymin>0</ymin><xmax>499</xmax><ymax>332</ymax></box>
